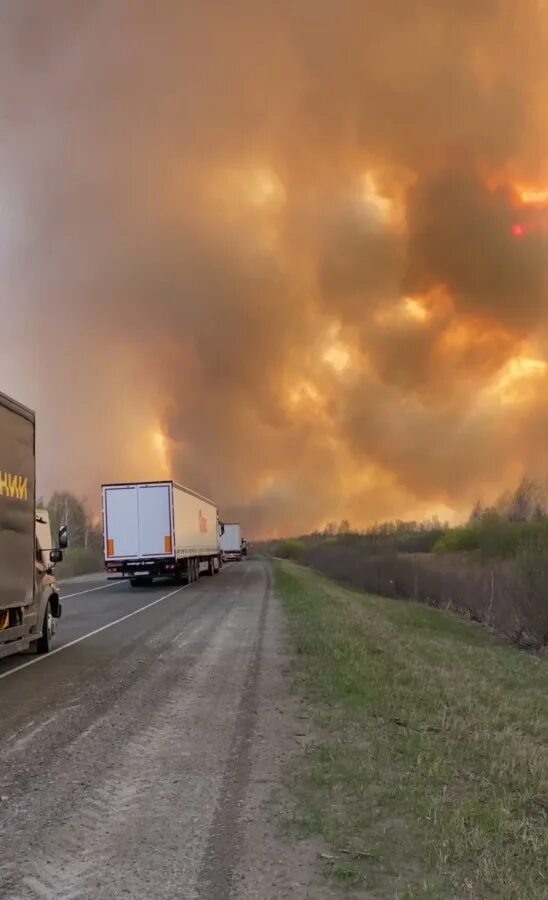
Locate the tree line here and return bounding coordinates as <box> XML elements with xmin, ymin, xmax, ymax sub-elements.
<box><xmin>38</xmin><ymin>491</ymin><xmax>104</xmax><ymax>575</ymax></box>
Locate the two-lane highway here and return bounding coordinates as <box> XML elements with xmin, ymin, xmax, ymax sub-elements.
<box><xmin>0</xmin><ymin>560</ymin><xmax>300</xmax><ymax>900</ymax></box>
<box><xmin>0</xmin><ymin>570</ymin><xmax>208</xmax><ymax>683</ymax></box>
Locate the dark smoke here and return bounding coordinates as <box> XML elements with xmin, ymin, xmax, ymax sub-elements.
<box><xmin>0</xmin><ymin>0</ymin><xmax>546</xmax><ymax>536</ymax></box>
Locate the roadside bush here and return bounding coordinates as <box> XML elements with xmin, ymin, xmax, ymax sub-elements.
<box><xmin>477</xmin><ymin>517</ymin><xmax>527</xmax><ymax>558</ymax></box>
<box><xmin>433</xmin><ymin>526</ymin><xmax>479</xmax><ymax>554</ymax></box>
<box><xmin>434</xmin><ymin>517</ymin><xmax>548</xmax><ymax>560</ymax></box>
<box><xmin>511</xmin><ymin>541</ymin><xmax>548</xmax><ymax>647</ymax></box>
<box><xmin>273</xmin><ymin>539</ymin><xmax>305</xmax><ymax>560</ymax></box>
<box><xmin>299</xmin><ymin>542</ymin><xmax>548</xmax><ymax>651</ymax></box>
<box><xmin>56</xmin><ymin>547</ymin><xmax>104</xmax><ymax>578</ymax></box>
<box><xmin>394</xmin><ymin>528</ymin><xmax>446</xmax><ymax>553</ymax></box>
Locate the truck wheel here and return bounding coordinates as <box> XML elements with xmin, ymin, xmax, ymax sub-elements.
<box><xmin>206</xmin><ymin>558</ymin><xmax>214</xmax><ymax>576</ymax></box>
<box><xmin>36</xmin><ymin>601</ymin><xmax>53</xmax><ymax>654</ymax></box>
<box><xmin>214</xmin><ymin>556</ymin><xmax>220</xmax><ymax>574</ymax></box>
<box><xmin>185</xmin><ymin>561</ymin><xmax>194</xmax><ymax>585</ymax></box>
<box><xmin>195</xmin><ymin>559</ymin><xmax>200</xmax><ymax>580</ymax></box>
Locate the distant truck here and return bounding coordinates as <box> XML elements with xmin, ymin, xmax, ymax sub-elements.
<box><xmin>0</xmin><ymin>391</ymin><xmax>67</xmax><ymax>660</ymax></box>
<box><xmin>102</xmin><ymin>481</ymin><xmax>222</xmax><ymax>586</ymax></box>
<box><xmin>220</xmin><ymin>522</ymin><xmax>243</xmax><ymax>561</ymax></box>
<box><xmin>241</xmin><ymin>538</ymin><xmax>248</xmax><ymax>557</ymax></box>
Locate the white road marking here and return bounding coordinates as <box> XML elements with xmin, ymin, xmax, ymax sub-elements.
<box><xmin>0</xmin><ymin>584</ymin><xmax>190</xmax><ymax>682</ymax></box>
<box><xmin>62</xmin><ymin>581</ymin><xmax>125</xmax><ymax>599</ymax></box>
<box><xmin>60</xmin><ymin>560</ymin><xmax>238</xmax><ymax>599</ymax></box>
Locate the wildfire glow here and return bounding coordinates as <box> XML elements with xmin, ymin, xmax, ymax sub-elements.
<box><xmin>151</xmin><ymin>428</ymin><xmax>170</xmax><ymax>475</ymax></box>
<box><xmin>360</xmin><ymin>172</ymin><xmax>397</xmax><ymax>223</ymax></box>
<box><xmin>511</xmin><ymin>223</ymin><xmax>526</xmax><ymax>238</ymax></box>
<box><xmin>517</xmin><ymin>185</ymin><xmax>548</xmax><ymax>205</ymax></box>
<box><xmin>323</xmin><ymin>342</ymin><xmax>351</xmax><ymax>372</ymax></box>
<box><xmin>375</xmin><ymin>296</ymin><xmax>430</xmax><ymax>326</ymax></box>
<box><xmin>248</xmin><ymin>167</ymin><xmax>285</xmax><ymax>208</ymax></box>
<box><xmin>488</xmin><ymin>356</ymin><xmax>547</xmax><ymax>405</ymax></box>
<box><xmin>287</xmin><ymin>381</ymin><xmax>325</xmax><ymax>416</ymax></box>
<box><xmin>210</xmin><ymin>164</ymin><xmax>285</xmax><ymax>213</ymax></box>
<box><xmin>403</xmin><ymin>297</ymin><xmax>429</xmax><ymax>321</ymax></box>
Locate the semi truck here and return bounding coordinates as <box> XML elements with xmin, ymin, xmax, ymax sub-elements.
<box><xmin>102</xmin><ymin>480</ymin><xmax>223</xmax><ymax>586</ymax></box>
<box><xmin>220</xmin><ymin>522</ymin><xmax>243</xmax><ymax>561</ymax></box>
<box><xmin>0</xmin><ymin>391</ymin><xmax>67</xmax><ymax>660</ymax></box>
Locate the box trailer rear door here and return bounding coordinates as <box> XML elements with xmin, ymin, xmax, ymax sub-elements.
<box><xmin>137</xmin><ymin>483</ymin><xmax>173</xmax><ymax>556</ymax></box>
<box><xmin>104</xmin><ymin>486</ymin><xmax>139</xmax><ymax>559</ymax></box>
<box><xmin>221</xmin><ymin>523</ymin><xmax>241</xmax><ymax>553</ymax></box>
<box><xmin>104</xmin><ymin>482</ymin><xmax>174</xmax><ymax>560</ymax></box>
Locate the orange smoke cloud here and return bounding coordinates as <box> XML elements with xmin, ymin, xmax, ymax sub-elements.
<box><xmin>0</xmin><ymin>1</ymin><xmax>547</xmax><ymax>537</ymax></box>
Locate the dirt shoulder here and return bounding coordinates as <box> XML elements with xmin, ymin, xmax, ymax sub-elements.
<box><xmin>233</xmin><ymin>564</ymin><xmax>366</xmax><ymax>899</ymax></box>
<box><xmin>273</xmin><ymin>560</ymin><xmax>548</xmax><ymax>899</ymax></box>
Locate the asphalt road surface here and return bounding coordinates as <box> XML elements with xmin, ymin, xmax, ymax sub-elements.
<box><xmin>0</xmin><ymin>560</ymin><xmax>322</xmax><ymax>900</ymax></box>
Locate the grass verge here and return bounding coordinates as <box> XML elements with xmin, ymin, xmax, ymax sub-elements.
<box><xmin>275</xmin><ymin>560</ymin><xmax>548</xmax><ymax>898</ymax></box>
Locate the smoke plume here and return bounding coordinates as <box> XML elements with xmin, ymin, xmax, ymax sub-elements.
<box><xmin>0</xmin><ymin>1</ymin><xmax>546</xmax><ymax>536</ymax></box>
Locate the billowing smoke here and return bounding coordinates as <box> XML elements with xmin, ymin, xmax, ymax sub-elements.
<box><xmin>0</xmin><ymin>1</ymin><xmax>546</xmax><ymax>536</ymax></box>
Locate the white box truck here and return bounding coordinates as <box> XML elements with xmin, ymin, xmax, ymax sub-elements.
<box><xmin>220</xmin><ymin>522</ymin><xmax>242</xmax><ymax>561</ymax></box>
<box><xmin>0</xmin><ymin>391</ymin><xmax>67</xmax><ymax>659</ymax></box>
<box><xmin>102</xmin><ymin>481</ymin><xmax>222</xmax><ymax>586</ymax></box>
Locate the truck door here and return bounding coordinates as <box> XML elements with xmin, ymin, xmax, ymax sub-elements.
<box><xmin>137</xmin><ymin>484</ymin><xmax>173</xmax><ymax>557</ymax></box>
<box><xmin>104</xmin><ymin>486</ymin><xmax>139</xmax><ymax>559</ymax></box>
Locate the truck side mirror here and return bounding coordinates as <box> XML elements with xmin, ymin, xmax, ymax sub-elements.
<box><xmin>59</xmin><ymin>524</ymin><xmax>68</xmax><ymax>549</ymax></box>
<box><xmin>219</xmin><ymin>523</ymin><xmax>225</xmax><ymax>536</ymax></box>
<box><xmin>50</xmin><ymin>549</ymin><xmax>63</xmax><ymax>564</ymax></box>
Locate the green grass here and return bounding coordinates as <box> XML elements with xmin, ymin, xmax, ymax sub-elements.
<box><xmin>275</xmin><ymin>561</ymin><xmax>548</xmax><ymax>899</ymax></box>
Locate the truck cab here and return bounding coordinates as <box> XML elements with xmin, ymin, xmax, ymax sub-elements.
<box><xmin>33</xmin><ymin>510</ymin><xmax>65</xmax><ymax>650</ymax></box>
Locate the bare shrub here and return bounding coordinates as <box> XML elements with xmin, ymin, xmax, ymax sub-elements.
<box><xmin>300</xmin><ymin>543</ymin><xmax>548</xmax><ymax>651</ymax></box>
<box><xmin>273</xmin><ymin>539</ymin><xmax>306</xmax><ymax>560</ymax></box>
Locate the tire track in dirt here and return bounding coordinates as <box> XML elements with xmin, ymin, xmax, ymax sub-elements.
<box><xmin>196</xmin><ymin>566</ymin><xmax>271</xmax><ymax>899</ymax></box>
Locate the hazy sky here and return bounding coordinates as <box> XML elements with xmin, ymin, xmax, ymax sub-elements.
<box><xmin>1</xmin><ymin>1</ymin><xmax>547</xmax><ymax>536</ymax></box>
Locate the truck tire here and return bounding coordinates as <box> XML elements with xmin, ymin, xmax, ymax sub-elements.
<box><xmin>214</xmin><ymin>556</ymin><xmax>220</xmax><ymax>574</ymax></box>
<box><xmin>206</xmin><ymin>558</ymin><xmax>214</xmax><ymax>576</ymax></box>
<box><xmin>36</xmin><ymin>600</ymin><xmax>52</xmax><ymax>654</ymax></box>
